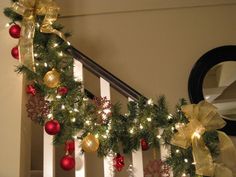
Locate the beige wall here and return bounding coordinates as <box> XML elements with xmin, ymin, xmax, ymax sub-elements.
<box><xmin>0</xmin><ymin>2</ymin><xmax>24</xmax><ymax>177</ymax></box>
<box><xmin>57</xmin><ymin>1</ymin><xmax>236</xmax><ymax>176</ymax></box>
<box><xmin>57</xmin><ymin>0</ymin><xmax>236</xmax><ymax>17</ymax></box>
<box><xmin>59</xmin><ymin>3</ymin><xmax>236</xmax><ymax>108</ymax></box>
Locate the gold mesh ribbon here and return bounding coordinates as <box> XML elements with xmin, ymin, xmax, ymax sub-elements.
<box><xmin>171</xmin><ymin>101</ymin><xmax>236</xmax><ymax>177</ymax></box>
<box><xmin>12</xmin><ymin>0</ymin><xmax>66</xmax><ymax>71</ymax></box>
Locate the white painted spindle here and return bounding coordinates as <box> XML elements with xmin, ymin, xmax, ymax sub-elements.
<box><xmin>75</xmin><ymin>139</ymin><xmax>85</xmax><ymax>177</ymax></box>
<box><xmin>43</xmin><ymin>131</ymin><xmax>55</xmax><ymax>177</ymax></box>
<box><xmin>159</xmin><ymin>128</ymin><xmax>173</xmax><ymax>177</ymax></box>
<box><xmin>129</xmin><ymin>97</ymin><xmax>144</xmax><ymax>177</ymax></box>
<box><xmin>74</xmin><ymin>59</ymin><xmax>86</xmax><ymax>177</ymax></box>
<box><xmin>100</xmin><ymin>78</ymin><xmax>114</xmax><ymax>177</ymax></box>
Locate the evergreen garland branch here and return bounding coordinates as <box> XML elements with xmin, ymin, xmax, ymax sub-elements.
<box><xmin>4</xmin><ymin>8</ymin><xmax>22</xmax><ymax>22</ymax></box>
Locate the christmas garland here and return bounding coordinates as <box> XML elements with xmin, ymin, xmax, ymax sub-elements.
<box><xmin>4</xmin><ymin>0</ymin><xmax>236</xmax><ymax>176</ymax></box>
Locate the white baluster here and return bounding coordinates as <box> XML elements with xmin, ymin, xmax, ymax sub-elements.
<box><xmin>75</xmin><ymin>138</ymin><xmax>85</xmax><ymax>177</ymax></box>
<box><xmin>159</xmin><ymin>128</ymin><xmax>173</xmax><ymax>177</ymax></box>
<box><xmin>100</xmin><ymin>78</ymin><xmax>114</xmax><ymax>177</ymax></box>
<box><xmin>74</xmin><ymin>60</ymin><xmax>83</xmax><ymax>82</ymax></box>
<box><xmin>129</xmin><ymin>97</ymin><xmax>144</xmax><ymax>177</ymax></box>
<box><xmin>74</xmin><ymin>59</ymin><xmax>86</xmax><ymax>177</ymax></box>
<box><xmin>159</xmin><ymin>129</ymin><xmax>167</xmax><ymax>161</ymax></box>
<box><xmin>43</xmin><ymin>131</ymin><xmax>55</xmax><ymax>177</ymax></box>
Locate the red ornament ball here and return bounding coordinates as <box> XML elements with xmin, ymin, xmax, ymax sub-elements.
<box><xmin>26</xmin><ymin>85</ymin><xmax>36</xmax><ymax>96</ymax></box>
<box><xmin>65</xmin><ymin>140</ymin><xmax>75</xmax><ymax>154</ymax></box>
<box><xmin>113</xmin><ymin>153</ymin><xmax>125</xmax><ymax>172</ymax></box>
<box><xmin>45</xmin><ymin>119</ymin><xmax>60</xmax><ymax>135</ymax></box>
<box><xmin>9</xmin><ymin>24</ymin><xmax>21</xmax><ymax>38</ymax></box>
<box><xmin>11</xmin><ymin>46</ymin><xmax>19</xmax><ymax>59</ymax></box>
<box><xmin>57</xmin><ymin>86</ymin><xmax>68</xmax><ymax>95</ymax></box>
<box><xmin>60</xmin><ymin>155</ymin><xmax>75</xmax><ymax>171</ymax></box>
<box><xmin>141</xmin><ymin>138</ymin><xmax>149</xmax><ymax>151</ymax></box>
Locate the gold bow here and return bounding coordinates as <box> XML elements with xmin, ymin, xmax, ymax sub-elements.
<box><xmin>12</xmin><ymin>0</ymin><xmax>66</xmax><ymax>71</ymax></box>
<box><xmin>171</xmin><ymin>101</ymin><xmax>236</xmax><ymax>177</ymax></box>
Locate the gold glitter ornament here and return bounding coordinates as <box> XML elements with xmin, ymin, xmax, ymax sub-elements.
<box><xmin>81</xmin><ymin>134</ymin><xmax>99</xmax><ymax>153</ymax></box>
<box><xmin>43</xmin><ymin>69</ymin><xmax>60</xmax><ymax>88</ymax></box>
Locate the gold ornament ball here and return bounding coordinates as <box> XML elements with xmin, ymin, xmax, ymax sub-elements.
<box><xmin>81</xmin><ymin>134</ymin><xmax>99</xmax><ymax>153</ymax></box>
<box><xmin>44</xmin><ymin>69</ymin><xmax>60</xmax><ymax>88</ymax></box>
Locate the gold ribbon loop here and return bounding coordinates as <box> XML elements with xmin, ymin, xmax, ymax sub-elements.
<box><xmin>216</xmin><ymin>132</ymin><xmax>236</xmax><ymax>177</ymax></box>
<box><xmin>11</xmin><ymin>0</ymin><xmax>66</xmax><ymax>71</ymax></box>
<box><xmin>171</xmin><ymin>101</ymin><xmax>236</xmax><ymax>177</ymax></box>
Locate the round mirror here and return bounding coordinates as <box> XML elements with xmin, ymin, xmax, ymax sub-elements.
<box><xmin>188</xmin><ymin>45</ymin><xmax>236</xmax><ymax>135</ymax></box>
<box><xmin>203</xmin><ymin>61</ymin><xmax>236</xmax><ymax>121</ymax></box>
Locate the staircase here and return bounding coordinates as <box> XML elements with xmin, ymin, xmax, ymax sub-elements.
<box><xmin>31</xmin><ymin>46</ymin><xmax>170</xmax><ymax>177</ymax></box>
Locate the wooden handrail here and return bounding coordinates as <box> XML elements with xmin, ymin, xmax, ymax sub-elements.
<box><xmin>68</xmin><ymin>47</ymin><xmax>144</xmax><ymax>101</ymax></box>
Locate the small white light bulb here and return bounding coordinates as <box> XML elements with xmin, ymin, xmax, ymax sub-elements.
<box><xmin>53</xmin><ymin>43</ymin><xmax>58</xmax><ymax>47</ymax></box>
<box><xmin>56</xmin><ymin>95</ymin><xmax>61</xmax><ymax>99</ymax></box>
<box><xmin>168</xmin><ymin>114</ymin><xmax>173</xmax><ymax>120</ymax></box>
<box><xmin>147</xmin><ymin>99</ymin><xmax>153</xmax><ymax>105</ymax></box>
<box><xmin>5</xmin><ymin>23</ymin><xmax>10</xmax><ymax>28</ymax></box>
<box><xmin>47</xmin><ymin>113</ymin><xmax>53</xmax><ymax>118</ymax></box>
<box><xmin>192</xmin><ymin>130</ymin><xmax>201</xmax><ymax>139</ymax></box>
<box><xmin>71</xmin><ymin>118</ymin><xmax>76</xmax><ymax>122</ymax></box>
<box><xmin>44</xmin><ymin>63</ymin><xmax>48</xmax><ymax>67</ymax></box>
<box><xmin>58</xmin><ymin>51</ymin><xmax>63</xmax><ymax>57</ymax></box>
<box><xmin>102</xmin><ymin>135</ymin><xmax>107</xmax><ymax>139</ymax></box>
<box><xmin>74</xmin><ymin>108</ymin><xmax>79</xmax><ymax>112</ymax></box>
<box><xmin>85</xmin><ymin>120</ymin><xmax>91</xmax><ymax>125</ymax></box>
<box><xmin>83</xmin><ymin>97</ymin><xmax>88</xmax><ymax>101</ymax></box>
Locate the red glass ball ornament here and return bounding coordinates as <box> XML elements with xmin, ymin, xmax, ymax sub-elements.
<box><xmin>11</xmin><ymin>46</ymin><xmax>19</xmax><ymax>59</ymax></box>
<box><xmin>26</xmin><ymin>85</ymin><xmax>36</xmax><ymax>96</ymax></box>
<box><xmin>65</xmin><ymin>140</ymin><xmax>75</xmax><ymax>154</ymax></box>
<box><xmin>9</xmin><ymin>24</ymin><xmax>21</xmax><ymax>38</ymax></box>
<box><xmin>141</xmin><ymin>138</ymin><xmax>149</xmax><ymax>151</ymax></box>
<box><xmin>57</xmin><ymin>86</ymin><xmax>68</xmax><ymax>95</ymax></box>
<box><xmin>113</xmin><ymin>153</ymin><xmax>125</xmax><ymax>172</ymax></box>
<box><xmin>60</xmin><ymin>155</ymin><xmax>75</xmax><ymax>171</ymax></box>
<box><xmin>45</xmin><ymin>119</ymin><xmax>60</xmax><ymax>135</ymax></box>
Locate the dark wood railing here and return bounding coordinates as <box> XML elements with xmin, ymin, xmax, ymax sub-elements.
<box><xmin>68</xmin><ymin>47</ymin><xmax>144</xmax><ymax>101</ymax></box>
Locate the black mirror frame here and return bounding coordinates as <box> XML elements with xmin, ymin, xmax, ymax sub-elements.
<box><xmin>188</xmin><ymin>45</ymin><xmax>236</xmax><ymax>136</ymax></box>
